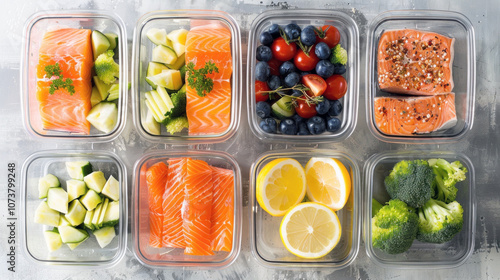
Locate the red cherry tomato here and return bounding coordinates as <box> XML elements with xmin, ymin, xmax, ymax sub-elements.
<box><xmin>267</xmin><ymin>57</ymin><xmax>282</xmax><ymax>76</ymax></box>
<box><xmin>295</xmin><ymin>99</ymin><xmax>317</xmax><ymax>119</ymax></box>
<box><xmin>324</xmin><ymin>75</ymin><xmax>348</xmax><ymax>100</ymax></box>
<box><xmin>294</xmin><ymin>45</ymin><xmax>320</xmax><ymax>71</ymax></box>
<box><xmin>271</xmin><ymin>37</ymin><xmax>297</xmax><ymax>62</ymax></box>
<box><xmin>301</xmin><ymin>74</ymin><xmax>327</xmax><ymax>97</ymax></box>
<box><xmin>317</xmin><ymin>25</ymin><xmax>340</xmax><ymax>48</ymax></box>
<box><xmin>255</xmin><ymin>80</ymin><xmax>270</xmax><ymax>102</ymax></box>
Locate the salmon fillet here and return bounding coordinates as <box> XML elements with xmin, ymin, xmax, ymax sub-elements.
<box><xmin>162</xmin><ymin>158</ymin><xmax>187</xmax><ymax>248</ymax></box>
<box><xmin>374</xmin><ymin>93</ymin><xmax>457</xmax><ymax>135</ymax></box>
<box><xmin>377</xmin><ymin>29</ymin><xmax>454</xmax><ymax>95</ymax></box>
<box><xmin>146</xmin><ymin>162</ymin><xmax>169</xmax><ymax>248</ymax></box>
<box><xmin>210</xmin><ymin>166</ymin><xmax>234</xmax><ymax>252</ymax></box>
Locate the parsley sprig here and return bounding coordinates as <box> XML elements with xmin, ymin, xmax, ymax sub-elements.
<box><xmin>44</xmin><ymin>63</ymin><xmax>75</xmax><ymax>95</ymax></box>
<box><xmin>186</xmin><ymin>61</ymin><xmax>219</xmax><ymax>97</ymax></box>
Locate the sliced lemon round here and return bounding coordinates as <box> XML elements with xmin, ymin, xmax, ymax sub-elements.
<box><xmin>280</xmin><ymin>202</ymin><xmax>341</xmax><ymax>259</ymax></box>
<box><xmin>256</xmin><ymin>158</ymin><xmax>306</xmax><ymax>216</ymax></box>
<box><xmin>305</xmin><ymin>157</ymin><xmax>351</xmax><ymax>211</ymax></box>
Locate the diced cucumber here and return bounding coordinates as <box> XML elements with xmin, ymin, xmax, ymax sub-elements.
<box><xmin>38</xmin><ymin>174</ymin><xmax>60</xmax><ymax>199</ymax></box>
<box><xmin>146</xmin><ymin>28</ymin><xmax>170</xmax><ymax>46</ymax></box>
<box><xmin>47</xmin><ymin>188</ymin><xmax>68</xmax><ymax>214</ymax></box>
<box><xmin>80</xmin><ymin>189</ymin><xmax>102</xmax><ymax>211</ymax></box>
<box><xmin>93</xmin><ymin>76</ymin><xmax>112</xmax><ymax>100</ymax></box>
<box><xmin>102</xmin><ymin>175</ymin><xmax>119</xmax><ymax>201</ymax></box>
<box><xmin>107</xmin><ymin>84</ymin><xmax>119</xmax><ymax>101</ymax></box>
<box><xmin>66</xmin><ymin>179</ymin><xmax>87</xmax><ymax>202</ymax></box>
<box><xmin>167</xmin><ymin>28</ymin><xmax>189</xmax><ymax>45</ymax></box>
<box><xmin>44</xmin><ymin>230</ymin><xmax>62</xmax><ymax>252</ymax></box>
<box><xmin>86</xmin><ymin>102</ymin><xmax>118</xmax><ymax>134</ymax></box>
<box><xmin>145</xmin><ymin>76</ymin><xmax>158</xmax><ymax>90</ymax></box>
<box><xmin>92</xmin><ymin>30</ymin><xmax>110</xmax><ymax>60</ymax></box>
<box><xmin>67</xmin><ymin>240</ymin><xmax>85</xmax><ymax>250</ymax></box>
<box><xmin>93</xmin><ymin>226</ymin><xmax>116</xmax><ymax>248</ymax></box>
<box><xmin>165</xmin><ymin>53</ymin><xmax>185</xmax><ymax>70</ymax></box>
<box><xmin>84</xmin><ymin>171</ymin><xmax>107</xmax><ymax>193</ymax></box>
<box><xmin>145</xmin><ymin>92</ymin><xmax>164</xmax><ymax>123</ymax></box>
<box><xmin>147</xmin><ymin>70</ymin><xmax>183</xmax><ymax>91</ymax></box>
<box><xmin>65</xmin><ymin>161</ymin><xmax>93</xmax><ymax>180</ymax></box>
<box><xmin>152</xmin><ymin>44</ymin><xmax>177</xmax><ymax>65</ymax></box>
<box><xmin>149</xmin><ymin>89</ymin><xmax>170</xmax><ymax>116</ymax></box>
<box><xmin>271</xmin><ymin>96</ymin><xmax>295</xmax><ymax>119</ymax></box>
<box><xmin>142</xmin><ymin>108</ymin><xmax>161</xmax><ymax>135</ymax></box>
<box><xmin>84</xmin><ymin>209</ymin><xmax>95</xmax><ymax>231</ymax></box>
<box><xmin>91</xmin><ymin>202</ymin><xmax>103</xmax><ymax>229</ymax></box>
<box><xmin>65</xmin><ymin>199</ymin><xmax>87</xmax><ymax>227</ymax></box>
<box><xmin>34</xmin><ymin>201</ymin><xmax>60</xmax><ymax>227</ymax></box>
<box><xmin>104</xmin><ymin>33</ymin><xmax>118</xmax><ymax>50</ymax></box>
<box><xmin>58</xmin><ymin>226</ymin><xmax>89</xmax><ymax>244</ymax></box>
<box><xmin>97</xmin><ymin>198</ymin><xmax>109</xmax><ymax>229</ymax></box>
<box><xmin>91</xmin><ymin>86</ymin><xmax>102</xmax><ymax>107</ymax></box>
<box><xmin>171</xmin><ymin>42</ymin><xmax>186</xmax><ymax>57</ymax></box>
<box><xmin>156</xmin><ymin>86</ymin><xmax>175</xmax><ymax>111</ymax></box>
<box><xmin>59</xmin><ymin>216</ymin><xmax>71</xmax><ymax>227</ymax></box>
<box><xmin>102</xmin><ymin>200</ymin><xmax>120</xmax><ymax>227</ymax></box>
<box><xmin>147</xmin><ymin>61</ymin><xmax>169</xmax><ymax>77</ymax></box>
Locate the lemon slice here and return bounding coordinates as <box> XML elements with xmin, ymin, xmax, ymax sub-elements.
<box><xmin>280</xmin><ymin>202</ymin><xmax>341</xmax><ymax>259</ymax></box>
<box><xmin>256</xmin><ymin>158</ymin><xmax>306</xmax><ymax>216</ymax></box>
<box><xmin>305</xmin><ymin>157</ymin><xmax>351</xmax><ymax>211</ymax></box>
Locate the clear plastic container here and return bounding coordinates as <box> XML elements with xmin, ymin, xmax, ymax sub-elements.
<box><xmin>247</xmin><ymin>9</ymin><xmax>359</xmax><ymax>143</ymax></box>
<box><xmin>366</xmin><ymin>10</ymin><xmax>476</xmax><ymax>144</ymax></box>
<box><xmin>132</xmin><ymin>150</ymin><xmax>242</xmax><ymax>268</ymax></box>
<box><xmin>363</xmin><ymin>150</ymin><xmax>475</xmax><ymax>268</ymax></box>
<box><xmin>131</xmin><ymin>10</ymin><xmax>241</xmax><ymax>144</ymax></box>
<box><xmin>20</xmin><ymin>150</ymin><xmax>127</xmax><ymax>267</ymax></box>
<box><xmin>249</xmin><ymin>149</ymin><xmax>360</xmax><ymax>268</ymax></box>
<box><xmin>21</xmin><ymin>10</ymin><xmax>128</xmax><ymax>141</ymax></box>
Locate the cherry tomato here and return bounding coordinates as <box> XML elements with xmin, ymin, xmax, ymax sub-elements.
<box><xmin>317</xmin><ymin>25</ymin><xmax>340</xmax><ymax>48</ymax></box>
<box><xmin>301</xmin><ymin>74</ymin><xmax>327</xmax><ymax>97</ymax></box>
<box><xmin>267</xmin><ymin>57</ymin><xmax>282</xmax><ymax>76</ymax></box>
<box><xmin>255</xmin><ymin>80</ymin><xmax>270</xmax><ymax>102</ymax></box>
<box><xmin>294</xmin><ymin>45</ymin><xmax>320</xmax><ymax>71</ymax></box>
<box><xmin>324</xmin><ymin>75</ymin><xmax>348</xmax><ymax>100</ymax></box>
<box><xmin>295</xmin><ymin>98</ymin><xmax>317</xmax><ymax>119</ymax></box>
<box><xmin>271</xmin><ymin>37</ymin><xmax>297</xmax><ymax>62</ymax></box>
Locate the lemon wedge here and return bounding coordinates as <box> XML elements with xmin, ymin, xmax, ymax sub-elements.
<box><xmin>256</xmin><ymin>158</ymin><xmax>306</xmax><ymax>216</ymax></box>
<box><xmin>280</xmin><ymin>202</ymin><xmax>341</xmax><ymax>259</ymax></box>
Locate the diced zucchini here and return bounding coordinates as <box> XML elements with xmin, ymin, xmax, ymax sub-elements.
<box><xmin>47</xmin><ymin>188</ymin><xmax>68</xmax><ymax>214</ymax></box>
<box><xmin>165</xmin><ymin>53</ymin><xmax>185</xmax><ymax>70</ymax></box>
<box><xmin>66</xmin><ymin>179</ymin><xmax>87</xmax><ymax>202</ymax></box>
<box><xmin>58</xmin><ymin>226</ymin><xmax>89</xmax><ymax>244</ymax></box>
<box><xmin>84</xmin><ymin>209</ymin><xmax>95</xmax><ymax>231</ymax></box>
<box><xmin>34</xmin><ymin>201</ymin><xmax>60</xmax><ymax>227</ymax></box>
<box><xmin>106</xmin><ymin>84</ymin><xmax>120</xmax><ymax>101</ymax></box>
<box><xmin>93</xmin><ymin>226</ymin><xmax>116</xmax><ymax>248</ymax></box>
<box><xmin>86</xmin><ymin>102</ymin><xmax>118</xmax><ymax>134</ymax></box>
<box><xmin>65</xmin><ymin>199</ymin><xmax>87</xmax><ymax>227</ymax></box>
<box><xmin>91</xmin><ymin>86</ymin><xmax>102</xmax><ymax>107</ymax></box>
<box><xmin>145</xmin><ymin>76</ymin><xmax>158</xmax><ymax>90</ymax></box>
<box><xmin>146</xmin><ymin>28</ymin><xmax>170</xmax><ymax>46</ymax></box>
<box><xmin>142</xmin><ymin>107</ymin><xmax>161</xmax><ymax>135</ymax></box>
<box><xmin>93</xmin><ymin>76</ymin><xmax>112</xmax><ymax>100</ymax></box>
<box><xmin>147</xmin><ymin>61</ymin><xmax>169</xmax><ymax>77</ymax></box>
<box><xmin>80</xmin><ymin>189</ymin><xmax>102</xmax><ymax>211</ymax></box>
<box><xmin>84</xmin><ymin>171</ymin><xmax>107</xmax><ymax>193</ymax></box>
<box><xmin>171</xmin><ymin>42</ymin><xmax>186</xmax><ymax>57</ymax></box>
<box><xmin>152</xmin><ymin>44</ymin><xmax>177</xmax><ymax>65</ymax></box>
<box><xmin>91</xmin><ymin>203</ymin><xmax>103</xmax><ymax>229</ymax></box>
<box><xmin>67</xmin><ymin>240</ymin><xmax>85</xmax><ymax>250</ymax></box>
<box><xmin>102</xmin><ymin>200</ymin><xmax>120</xmax><ymax>227</ymax></box>
<box><xmin>92</xmin><ymin>30</ymin><xmax>110</xmax><ymax>60</ymax></box>
<box><xmin>66</xmin><ymin>161</ymin><xmax>93</xmax><ymax>180</ymax></box>
<box><xmin>167</xmin><ymin>28</ymin><xmax>189</xmax><ymax>45</ymax></box>
<box><xmin>147</xmin><ymin>70</ymin><xmax>183</xmax><ymax>91</ymax></box>
<box><xmin>38</xmin><ymin>174</ymin><xmax>60</xmax><ymax>199</ymax></box>
<box><xmin>97</xmin><ymin>198</ymin><xmax>109</xmax><ymax>229</ymax></box>
<box><xmin>59</xmin><ymin>216</ymin><xmax>71</xmax><ymax>227</ymax></box>
<box><xmin>102</xmin><ymin>175</ymin><xmax>119</xmax><ymax>201</ymax></box>
<box><xmin>104</xmin><ymin>33</ymin><xmax>118</xmax><ymax>50</ymax></box>
<box><xmin>44</xmin><ymin>230</ymin><xmax>62</xmax><ymax>252</ymax></box>
<box><xmin>145</xmin><ymin>92</ymin><xmax>164</xmax><ymax>122</ymax></box>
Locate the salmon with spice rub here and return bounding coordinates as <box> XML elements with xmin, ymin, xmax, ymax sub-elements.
<box><xmin>374</xmin><ymin>93</ymin><xmax>457</xmax><ymax>135</ymax></box>
<box><xmin>377</xmin><ymin>29</ymin><xmax>454</xmax><ymax>95</ymax></box>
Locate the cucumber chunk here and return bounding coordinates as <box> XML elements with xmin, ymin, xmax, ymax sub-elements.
<box><xmin>146</xmin><ymin>28</ymin><xmax>170</xmax><ymax>46</ymax></box>
<box><xmin>152</xmin><ymin>44</ymin><xmax>177</xmax><ymax>65</ymax></box>
<box><xmin>147</xmin><ymin>70</ymin><xmax>183</xmax><ymax>91</ymax></box>
<box><xmin>167</xmin><ymin>29</ymin><xmax>188</xmax><ymax>56</ymax></box>
<box><xmin>47</xmin><ymin>188</ymin><xmax>68</xmax><ymax>214</ymax></box>
<box><xmin>106</xmin><ymin>84</ymin><xmax>119</xmax><ymax>101</ymax></box>
<box><xmin>271</xmin><ymin>96</ymin><xmax>295</xmax><ymax>119</ymax></box>
<box><xmin>86</xmin><ymin>102</ymin><xmax>118</xmax><ymax>134</ymax></box>
<box><xmin>65</xmin><ymin>199</ymin><xmax>87</xmax><ymax>227</ymax></box>
<box><xmin>147</xmin><ymin>61</ymin><xmax>169</xmax><ymax>77</ymax></box>
<box><xmin>84</xmin><ymin>171</ymin><xmax>107</xmax><ymax>193</ymax></box>
<box><xmin>59</xmin><ymin>216</ymin><xmax>71</xmax><ymax>227</ymax></box>
<box><xmin>92</xmin><ymin>30</ymin><xmax>110</xmax><ymax>60</ymax></box>
<box><xmin>66</xmin><ymin>161</ymin><xmax>93</xmax><ymax>180</ymax></box>
<box><xmin>94</xmin><ymin>76</ymin><xmax>112</xmax><ymax>100</ymax></box>
<box><xmin>67</xmin><ymin>240</ymin><xmax>85</xmax><ymax>250</ymax></box>
<box><xmin>145</xmin><ymin>92</ymin><xmax>164</xmax><ymax>123</ymax></box>
<box><xmin>38</xmin><ymin>174</ymin><xmax>60</xmax><ymax>199</ymax></box>
<box><xmin>156</xmin><ymin>86</ymin><xmax>175</xmax><ymax>110</ymax></box>
<box><xmin>165</xmin><ymin>53</ymin><xmax>185</xmax><ymax>70</ymax></box>
<box><xmin>44</xmin><ymin>230</ymin><xmax>62</xmax><ymax>252</ymax></box>
<box><xmin>66</xmin><ymin>179</ymin><xmax>87</xmax><ymax>202</ymax></box>
<box><xmin>142</xmin><ymin>108</ymin><xmax>161</xmax><ymax>135</ymax></box>
<box><xmin>104</xmin><ymin>33</ymin><xmax>118</xmax><ymax>50</ymax></box>
<box><xmin>58</xmin><ymin>226</ymin><xmax>89</xmax><ymax>244</ymax></box>
<box><xmin>102</xmin><ymin>200</ymin><xmax>120</xmax><ymax>227</ymax></box>
<box><xmin>84</xmin><ymin>209</ymin><xmax>95</xmax><ymax>231</ymax></box>
<box><xmin>34</xmin><ymin>201</ymin><xmax>60</xmax><ymax>227</ymax></box>
<box><xmin>80</xmin><ymin>189</ymin><xmax>102</xmax><ymax>211</ymax></box>
<box><xmin>91</xmin><ymin>86</ymin><xmax>102</xmax><ymax>107</ymax></box>
<box><xmin>93</xmin><ymin>226</ymin><xmax>116</xmax><ymax>248</ymax></box>
<box><xmin>97</xmin><ymin>198</ymin><xmax>109</xmax><ymax>229</ymax></box>
<box><xmin>91</xmin><ymin>202</ymin><xmax>103</xmax><ymax>229</ymax></box>
<box><xmin>102</xmin><ymin>175</ymin><xmax>119</xmax><ymax>201</ymax></box>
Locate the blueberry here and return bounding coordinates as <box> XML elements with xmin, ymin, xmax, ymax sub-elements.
<box><xmin>297</xmin><ymin>122</ymin><xmax>311</xmax><ymax>135</ymax></box>
<box><xmin>268</xmin><ymin>24</ymin><xmax>281</xmax><ymax>39</ymax></box>
<box><xmin>256</xmin><ymin>101</ymin><xmax>271</xmax><ymax>118</ymax></box>
<box><xmin>307</xmin><ymin>116</ymin><xmax>326</xmax><ymax>134</ymax></box>
<box><xmin>300</xmin><ymin>71</ymin><xmax>312</xmax><ymax>77</ymax></box>
<box><xmin>291</xmin><ymin>90</ymin><xmax>303</xmax><ymax>98</ymax></box>
<box><xmin>291</xmin><ymin>113</ymin><xmax>305</xmax><ymax>124</ymax></box>
<box><xmin>255</xmin><ymin>61</ymin><xmax>270</xmax><ymax>82</ymax></box>
<box><xmin>300</xmin><ymin>26</ymin><xmax>316</xmax><ymax>46</ymax></box>
<box><xmin>267</xmin><ymin>75</ymin><xmax>281</xmax><ymax>90</ymax></box>
<box><xmin>316</xmin><ymin>99</ymin><xmax>331</xmax><ymax>115</ymax></box>
<box><xmin>260</xmin><ymin>31</ymin><xmax>273</xmax><ymax>46</ymax></box>
<box><xmin>284</xmin><ymin>23</ymin><xmax>301</xmax><ymax>40</ymax></box>
<box><xmin>315</xmin><ymin>60</ymin><xmax>335</xmax><ymax>79</ymax></box>
<box><xmin>256</xmin><ymin>45</ymin><xmax>272</xmax><ymax>62</ymax></box>
<box><xmin>259</xmin><ymin>117</ymin><xmax>277</xmax><ymax>133</ymax></box>
<box><xmin>284</xmin><ymin>72</ymin><xmax>300</xmax><ymax>87</ymax></box>
<box><xmin>326</xmin><ymin>117</ymin><xmax>341</xmax><ymax>132</ymax></box>
<box><xmin>279</xmin><ymin>61</ymin><xmax>296</xmax><ymax>76</ymax></box>
<box><xmin>315</xmin><ymin>42</ymin><xmax>331</xmax><ymax>60</ymax></box>
<box><xmin>280</xmin><ymin>118</ymin><xmax>298</xmax><ymax>135</ymax></box>
<box><xmin>333</xmin><ymin>64</ymin><xmax>346</xmax><ymax>75</ymax></box>
<box><xmin>328</xmin><ymin>99</ymin><xmax>343</xmax><ymax>116</ymax></box>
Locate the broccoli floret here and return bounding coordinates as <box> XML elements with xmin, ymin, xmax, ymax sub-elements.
<box><xmin>330</xmin><ymin>44</ymin><xmax>348</xmax><ymax>65</ymax></box>
<box><xmin>384</xmin><ymin>160</ymin><xmax>435</xmax><ymax>208</ymax></box>
<box><xmin>165</xmin><ymin>91</ymin><xmax>186</xmax><ymax>120</ymax></box>
<box><xmin>372</xmin><ymin>198</ymin><xmax>384</xmax><ymax>217</ymax></box>
<box><xmin>428</xmin><ymin>158</ymin><xmax>467</xmax><ymax>203</ymax></box>
<box><xmin>165</xmin><ymin>115</ymin><xmax>188</xmax><ymax>134</ymax></box>
<box><xmin>372</xmin><ymin>199</ymin><xmax>418</xmax><ymax>254</ymax></box>
<box><xmin>95</xmin><ymin>50</ymin><xmax>119</xmax><ymax>85</ymax></box>
<box><xmin>416</xmin><ymin>198</ymin><xmax>463</xmax><ymax>243</ymax></box>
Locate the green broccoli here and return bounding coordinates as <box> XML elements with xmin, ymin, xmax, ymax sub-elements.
<box><xmin>372</xmin><ymin>199</ymin><xmax>418</xmax><ymax>254</ymax></box>
<box><xmin>416</xmin><ymin>198</ymin><xmax>463</xmax><ymax>243</ymax></box>
<box><xmin>95</xmin><ymin>50</ymin><xmax>119</xmax><ymax>85</ymax></box>
<box><xmin>330</xmin><ymin>44</ymin><xmax>348</xmax><ymax>65</ymax></box>
<box><xmin>428</xmin><ymin>158</ymin><xmax>467</xmax><ymax>203</ymax></box>
<box><xmin>384</xmin><ymin>160</ymin><xmax>435</xmax><ymax>208</ymax></box>
<box><xmin>165</xmin><ymin>115</ymin><xmax>188</xmax><ymax>134</ymax></box>
<box><xmin>165</xmin><ymin>91</ymin><xmax>186</xmax><ymax>121</ymax></box>
<box><xmin>372</xmin><ymin>198</ymin><xmax>384</xmax><ymax>217</ymax></box>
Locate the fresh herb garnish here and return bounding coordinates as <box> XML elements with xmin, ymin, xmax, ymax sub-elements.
<box><xmin>186</xmin><ymin>61</ymin><xmax>219</xmax><ymax>97</ymax></box>
<box><xmin>44</xmin><ymin>63</ymin><xmax>75</xmax><ymax>95</ymax></box>
<box><xmin>260</xmin><ymin>84</ymin><xmax>324</xmax><ymax>105</ymax></box>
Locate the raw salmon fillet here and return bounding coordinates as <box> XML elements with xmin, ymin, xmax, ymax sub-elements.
<box><xmin>210</xmin><ymin>166</ymin><xmax>234</xmax><ymax>252</ymax></box>
<box><xmin>185</xmin><ymin>23</ymin><xmax>232</xmax><ymax>135</ymax></box>
<box><xmin>162</xmin><ymin>158</ymin><xmax>187</xmax><ymax>248</ymax></box>
<box><xmin>377</xmin><ymin>29</ymin><xmax>454</xmax><ymax>95</ymax></box>
<box><xmin>183</xmin><ymin>159</ymin><xmax>214</xmax><ymax>256</ymax></box>
<box><xmin>36</xmin><ymin>28</ymin><xmax>93</xmax><ymax>134</ymax></box>
<box><xmin>374</xmin><ymin>93</ymin><xmax>457</xmax><ymax>135</ymax></box>
<box><xmin>146</xmin><ymin>162</ymin><xmax>169</xmax><ymax>248</ymax></box>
